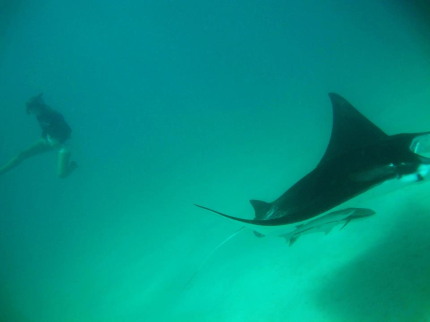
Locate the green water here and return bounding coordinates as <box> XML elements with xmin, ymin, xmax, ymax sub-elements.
<box><xmin>1</xmin><ymin>1</ymin><xmax>430</xmax><ymax>321</ymax></box>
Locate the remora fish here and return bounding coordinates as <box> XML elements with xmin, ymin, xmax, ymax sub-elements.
<box><xmin>195</xmin><ymin>93</ymin><xmax>430</xmax><ymax>239</ymax></box>
<box><xmin>282</xmin><ymin>208</ymin><xmax>375</xmax><ymax>245</ymax></box>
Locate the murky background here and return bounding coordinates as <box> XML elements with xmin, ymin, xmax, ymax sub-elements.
<box><xmin>1</xmin><ymin>1</ymin><xmax>430</xmax><ymax>321</ymax></box>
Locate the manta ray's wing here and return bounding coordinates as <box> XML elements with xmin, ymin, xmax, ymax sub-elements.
<box><xmin>318</xmin><ymin>93</ymin><xmax>388</xmax><ymax>166</ymax></box>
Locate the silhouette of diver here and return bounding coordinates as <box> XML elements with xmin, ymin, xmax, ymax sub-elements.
<box><xmin>0</xmin><ymin>94</ymin><xmax>77</xmax><ymax>178</ymax></box>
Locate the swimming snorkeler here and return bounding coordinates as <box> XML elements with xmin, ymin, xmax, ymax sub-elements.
<box><xmin>0</xmin><ymin>93</ymin><xmax>77</xmax><ymax>178</ymax></box>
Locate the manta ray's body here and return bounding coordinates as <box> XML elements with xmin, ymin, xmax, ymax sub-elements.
<box><xmin>196</xmin><ymin>93</ymin><xmax>430</xmax><ymax>239</ymax></box>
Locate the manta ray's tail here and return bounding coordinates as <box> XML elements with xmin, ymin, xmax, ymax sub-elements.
<box><xmin>194</xmin><ymin>202</ymin><xmax>273</xmax><ymax>239</ymax></box>
<box><xmin>184</xmin><ymin>226</ymin><xmax>245</xmax><ymax>288</ymax></box>
<box><xmin>194</xmin><ymin>203</ymin><xmax>276</xmax><ymax>226</ymax></box>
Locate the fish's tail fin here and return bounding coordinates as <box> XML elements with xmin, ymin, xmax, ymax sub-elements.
<box><xmin>288</xmin><ymin>236</ymin><xmax>299</xmax><ymax>246</ymax></box>
<box><xmin>250</xmin><ymin>199</ymin><xmax>271</xmax><ymax>220</ymax></box>
<box><xmin>253</xmin><ymin>230</ymin><xmax>265</xmax><ymax>238</ymax></box>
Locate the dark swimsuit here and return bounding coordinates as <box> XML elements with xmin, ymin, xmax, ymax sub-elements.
<box><xmin>37</xmin><ymin>110</ymin><xmax>71</xmax><ymax>144</ymax></box>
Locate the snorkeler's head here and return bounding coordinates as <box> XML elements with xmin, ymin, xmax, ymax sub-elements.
<box><xmin>26</xmin><ymin>93</ymin><xmax>48</xmax><ymax>114</ymax></box>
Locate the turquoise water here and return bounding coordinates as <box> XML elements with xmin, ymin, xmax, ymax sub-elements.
<box><xmin>1</xmin><ymin>1</ymin><xmax>430</xmax><ymax>321</ymax></box>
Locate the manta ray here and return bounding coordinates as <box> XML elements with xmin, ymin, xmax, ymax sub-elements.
<box><xmin>195</xmin><ymin>93</ymin><xmax>430</xmax><ymax>241</ymax></box>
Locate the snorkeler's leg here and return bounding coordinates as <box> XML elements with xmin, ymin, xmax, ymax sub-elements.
<box><xmin>57</xmin><ymin>147</ymin><xmax>77</xmax><ymax>178</ymax></box>
<box><xmin>0</xmin><ymin>139</ymin><xmax>52</xmax><ymax>175</ymax></box>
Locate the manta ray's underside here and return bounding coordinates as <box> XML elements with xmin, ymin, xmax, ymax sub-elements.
<box><xmin>195</xmin><ymin>93</ymin><xmax>430</xmax><ymax>230</ymax></box>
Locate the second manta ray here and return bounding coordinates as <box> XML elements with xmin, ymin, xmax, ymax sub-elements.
<box><xmin>196</xmin><ymin>93</ymin><xmax>430</xmax><ymax>243</ymax></box>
